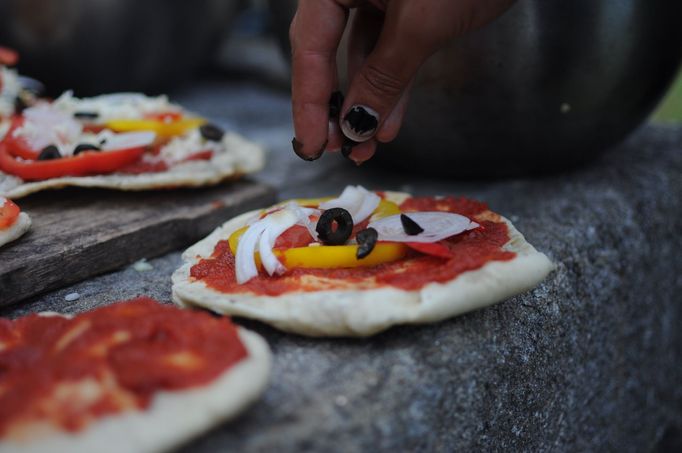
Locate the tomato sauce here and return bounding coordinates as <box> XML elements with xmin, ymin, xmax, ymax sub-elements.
<box><xmin>190</xmin><ymin>196</ymin><xmax>515</xmax><ymax>295</ymax></box>
<box><xmin>0</xmin><ymin>298</ymin><xmax>247</xmax><ymax>436</ymax></box>
<box><xmin>400</xmin><ymin>196</ymin><xmax>488</xmax><ymax>217</ymax></box>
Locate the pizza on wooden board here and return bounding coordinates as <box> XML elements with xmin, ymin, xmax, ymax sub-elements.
<box><xmin>0</xmin><ymin>196</ymin><xmax>30</xmax><ymax>247</ymax></box>
<box><xmin>0</xmin><ymin>91</ymin><xmax>264</xmax><ymax>199</ymax></box>
<box><xmin>172</xmin><ymin>186</ymin><xmax>554</xmax><ymax>337</ymax></box>
<box><xmin>0</xmin><ymin>297</ymin><xmax>271</xmax><ymax>453</ymax></box>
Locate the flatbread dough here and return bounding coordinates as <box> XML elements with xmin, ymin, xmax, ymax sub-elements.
<box><xmin>0</xmin><ymin>211</ymin><xmax>30</xmax><ymax>247</ymax></box>
<box><xmin>172</xmin><ymin>192</ymin><xmax>554</xmax><ymax>337</ymax></box>
<box><xmin>0</xmin><ymin>132</ymin><xmax>264</xmax><ymax>199</ymax></box>
<box><xmin>0</xmin><ymin>326</ymin><xmax>271</xmax><ymax>453</ymax></box>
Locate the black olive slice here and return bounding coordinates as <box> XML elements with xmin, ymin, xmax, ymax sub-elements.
<box><xmin>199</xmin><ymin>123</ymin><xmax>225</xmax><ymax>142</ymax></box>
<box><xmin>316</xmin><ymin>207</ymin><xmax>354</xmax><ymax>245</ymax></box>
<box><xmin>356</xmin><ymin>227</ymin><xmax>378</xmax><ymax>259</ymax></box>
<box><xmin>73</xmin><ymin>111</ymin><xmax>100</xmax><ymax>120</ymax></box>
<box><xmin>37</xmin><ymin>145</ymin><xmax>61</xmax><ymax>160</ymax></box>
<box><xmin>73</xmin><ymin>143</ymin><xmax>101</xmax><ymax>156</ymax></box>
<box><xmin>400</xmin><ymin>214</ymin><xmax>424</xmax><ymax>235</ymax></box>
<box><xmin>341</xmin><ymin>137</ymin><xmax>358</xmax><ymax>159</ymax></box>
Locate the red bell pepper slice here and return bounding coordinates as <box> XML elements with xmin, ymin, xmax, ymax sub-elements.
<box><xmin>0</xmin><ymin>198</ymin><xmax>20</xmax><ymax>229</ymax></box>
<box><xmin>144</xmin><ymin>111</ymin><xmax>183</xmax><ymax>122</ymax></box>
<box><xmin>0</xmin><ymin>142</ymin><xmax>146</xmax><ymax>181</ymax></box>
<box><xmin>2</xmin><ymin>117</ymin><xmax>38</xmax><ymax>160</ymax></box>
<box><xmin>406</xmin><ymin>241</ymin><xmax>454</xmax><ymax>259</ymax></box>
<box><xmin>0</xmin><ymin>47</ymin><xmax>18</xmax><ymax>66</ymax></box>
<box><xmin>183</xmin><ymin>150</ymin><xmax>213</xmax><ymax>162</ymax></box>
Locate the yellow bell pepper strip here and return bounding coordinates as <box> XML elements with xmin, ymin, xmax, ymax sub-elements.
<box><xmin>104</xmin><ymin>118</ymin><xmax>206</xmax><ymax>138</ymax></box>
<box><xmin>277</xmin><ymin>243</ymin><xmax>407</xmax><ymax>268</ymax></box>
<box><xmin>369</xmin><ymin>199</ymin><xmax>401</xmax><ymax>222</ymax></box>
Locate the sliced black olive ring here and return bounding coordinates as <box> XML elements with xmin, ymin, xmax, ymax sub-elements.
<box><xmin>37</xmin><ymin>145</ymin><xmax>61</xmax><ymax>160</ymax></box>
<box><xmin>73</xmin><ymin>111</ymin><xmax>100</xmax><ymax>120</ymax></box>
<box><xmin>199</xmin><ymin>123</ymin><xmax>225</xmax><ymax>142</ymax></box>
<box><xmin>73</xmin><ymin>143</ymin><xmax>101</xmax><ymax>155</ymax></box>
<box><xmin>400</xmin><ymin>214</ymin><xmax>424</xmax><ymax>235</ymax></box>
<box><xmin>316</xmin><ymin>207</ymin><xmax>354</xmax><ymax>245</ymax></box>
<box><xmin>355</xmin><ymin>227</ymin><xmax>378</xmax><ymax>259</ymax></box>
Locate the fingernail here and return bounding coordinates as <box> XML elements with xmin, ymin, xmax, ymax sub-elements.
<box><xmin>341</xmin><ymin>105</ymin><xmax>378</xmax><ymax>142</ymax></box>
<box><xmin>292</xmin><ymin>137</ymin><xmax>326</xmax><ymax>161</ymax></box>
<box><xmin>313</xmin><ymin>140</ymin><xmax>328</xmax><ymax>160</ymax></box>
<box><xmin>329</xmin><ymin>91</ymin><xmax>344</xmax><ymax>119</ymax></box>
<box><xmin>341</xmin><ymin>137</ymin><xmax>358</xmax><ymax>160</ymax></box>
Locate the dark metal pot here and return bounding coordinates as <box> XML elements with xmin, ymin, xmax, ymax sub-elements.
<box><xmin>271</xmin><ymin>0</ymin><xmax>682</xmax><ymax>176</ymax></box>
<box><xmin>0</xmin><ymin>0</ymin><xmax>241</xmax><ymax>96</ymax></box>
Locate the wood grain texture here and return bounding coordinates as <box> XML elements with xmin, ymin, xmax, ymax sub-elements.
<box><xmin>0</xmin><ymin>180</ymin><xmax>276</xmax><ymax>307</ymax></box>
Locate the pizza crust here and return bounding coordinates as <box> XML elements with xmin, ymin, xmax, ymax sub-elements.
<box><xmin>0</xmin><ymin>132</ymin><xmax>265</xmax><ymax>199</ymax></box>
<box><xmin>171</xmin><ymin>194</ymin><xmax>554</xmax><ymax>337</ymax></box>
<box><xmin>0</xmin><ymin>212</ymin><xmax>30</xmax><ymax>247</ymax></box>
<box><xmin>0</xmin><ymin>328</ymin><xmax>271</xmax><ymax>453</ymax></box>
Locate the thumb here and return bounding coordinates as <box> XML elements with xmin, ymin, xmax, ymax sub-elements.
<box><xmin>339</xmin><ymin>9</ymin><xmax>436</xmax><ymax>143</ymax></box>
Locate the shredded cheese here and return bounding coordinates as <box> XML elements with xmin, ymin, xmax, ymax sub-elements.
<box><xmin>53</xmin><ymin>91</ymin><xmax>180</xmax><ymax>122</ymax></box>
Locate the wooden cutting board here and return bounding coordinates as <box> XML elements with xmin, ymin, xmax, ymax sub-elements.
<box><xmin>0</xmin><ymin>180</ymin><xmax>276</xmax><ymax>307</ymax></box>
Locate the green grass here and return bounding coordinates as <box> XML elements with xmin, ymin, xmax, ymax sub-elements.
<box><xmin>652</xmin><ymin>70</ymin><xmax>682</xmax><ymax>123</ymax></box>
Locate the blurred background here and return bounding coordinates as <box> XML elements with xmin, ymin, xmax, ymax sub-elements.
<box><xmin>1</xmin><ymin>0</ymin><xmax>681</xmax><ymax>176</ymax></box>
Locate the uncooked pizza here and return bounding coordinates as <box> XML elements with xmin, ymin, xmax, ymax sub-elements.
<box><xmin>0</xmin><ymin>91</ymin><xmax>264</xmax><ymax>198</ymax></box>
<box><xmin>172</xmin><ymin>186</ymin><xmax>554</xmax><ymax>336</ymax></box>
<box><xmin>0</xmin><ymin>297</ymin><xmax>270</xmax><ymax>453</ymax></box>
<box><xmin>0</xmin><ymin>196</ymin><xmax>30</xmax><ymax>247</ymax></box>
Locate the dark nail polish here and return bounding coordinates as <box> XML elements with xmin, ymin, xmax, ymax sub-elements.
<box><xmin>329</xmin><ymin>91</ymin><xmax>344</xmax><ymax>119</ymax></box>
<box><xmin>292</xmin><ymin>137</ymin><xmax>326</xmax><ymax>161</ymax></box>
<box><xmin>311</xmin><ymin>140</ymin><xmax>327</xmax><ymax>161</ymax></box>
<box><xmin>292</xmin><ymin>137</ymin><xmax>308</xmax><ymax>160</ymax></box>
<box><xmin>342</xmin><ymin>106</ymin><xmax>378</xmax><ymax>142</ymax></box>
<box><xmin>341</xmin><ymin>138</ymin><xmax>358</xmax><ymax>160</ymax></box>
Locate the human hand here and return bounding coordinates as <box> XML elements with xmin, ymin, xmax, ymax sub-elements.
<box><xmin>289</xmin><ymin>0</ymin><xmax>515</xmax><ymax>164</ymax></box>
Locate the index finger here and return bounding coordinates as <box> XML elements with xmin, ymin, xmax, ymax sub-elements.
<box><xmin>290</xmin><ymin>0</ymin><xmax>352</xmax><ymax>160</ymax></box>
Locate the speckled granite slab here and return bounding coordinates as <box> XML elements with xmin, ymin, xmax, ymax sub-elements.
<box><xmin>2</xmin><ymin>81</ymin><xmax>680</xmax><ymax>452</ymax></box>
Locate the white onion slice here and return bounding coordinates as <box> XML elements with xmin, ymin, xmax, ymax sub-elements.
<box><xmin>102</xmin><ymin>131</ymin><xmax>156</xmax><ymax>150</ymax></box>
<box><xmin>368</xmin><ymin>212</ymin><xmax>479</xmax><ymax>243</ymax></box>
<box><xmin>19</xmin><ymin>103</ymin><xmax>83</xmax><ymax>150</ymax></box>
<box><xmin>235</xmin><ymin>219</ymin><xmax>270</xmax><ymax>284</ymax></box>
<box><xmin>319</xmin><ymin>185</ymin><xmax>380</xmax><ymax>224</ymax></box>
<box><xmin>235</xmin><ymin>202</ymin><xmax>318</xmax><ymax>283</ymax></box>
<box><xmin>258</xmin><ymin>208</ymin><xmax>299</xmax><ymax>276</ymax></box>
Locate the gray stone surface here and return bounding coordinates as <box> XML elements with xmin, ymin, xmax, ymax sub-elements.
<box><xmin>2</xmin><ymin>80</ymin><xmax>680</xmax><ymax>452</ymax></box>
